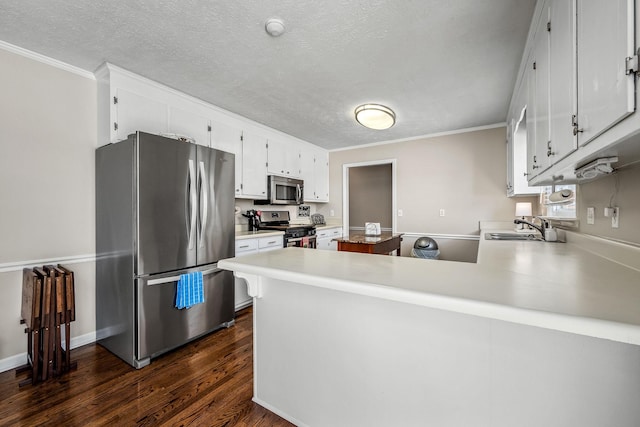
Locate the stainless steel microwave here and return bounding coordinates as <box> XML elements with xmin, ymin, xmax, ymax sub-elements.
<box><xmin>266</xmin><ymin>175</ymin><xmax>304</xmax><ymax>205</ymax></box>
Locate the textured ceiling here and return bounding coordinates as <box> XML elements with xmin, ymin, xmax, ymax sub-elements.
<box><xmin>0</xmin><ymin>0</ymin><xmax>535</xmax><ymax>149</ymax></box>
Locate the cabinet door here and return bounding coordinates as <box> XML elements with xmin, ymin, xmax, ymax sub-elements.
<box><xmin>211</xmin><ymin>120</ymin><xmax>243</xmax><ymax>195</ymax></box>
<box><xmin>533</xmin><ymin>8</ymin><xmax>552</xmax><ymax>173</ymax></box>
<box><xmin>268</xmin><ymin>138</ymin><xmax>300</xmax><ymax>177</ymax></box>
<box><xmin>506</xmin><ymin>121</ymin><xmax>514</xmax><ymax>196</ymax></box>
<box><xmin>241</xmin><ymin>131</ymin><xmax>268</xmax><ymax>198</ymax></box>
<box><xmin>115</xmin><ymin>88</ymin><xmax>168</xmax><ymax>142</ymax></box>
<box><xmin>168</xmin><ymin>106</ymin><xmax>210</xmax><ymax>147</ymax></box>
<box><xmin>526</xmin><ymin>58</ymin><xmax>540</xmax><ymax>178</ymax></box>
<box><xmin>512</xmin><ymin>108</ymin><xmax>541</xmax><ymax>195</ymax></box>
<box><xmin>577</xmin><ymin>0</ymin><xmax>635</xmax><ymax>146</ymax></box>
<box><xmin>314</xmin><ymin>150</ymin><xmax>329</xmax><ymax>202</ymax></box>
<box><xmin>548</xmin><ymin>0</ymin><xmax>577</xmax><ymax>163</ymax></box>
<box><xmin>300</xmin><ymin>147</ymin><xmax>316</xmax><ymax>202</ymax></box>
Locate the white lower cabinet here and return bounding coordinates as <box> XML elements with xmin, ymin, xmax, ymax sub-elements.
<box><xmin>234</xmin><ymin>234</ymin><xmax>283</xmax><ymax>309</ymax></box>
<box><xmin>316</xmin><ymin>227</ymin><xmax>342</xmax><ymax>251</ymax></box>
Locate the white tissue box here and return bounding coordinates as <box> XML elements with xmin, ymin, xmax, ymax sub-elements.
<box><xmin>365</xmin><ymin>222</ymin><xmax>381</xmax><ymax>236</ymax></box>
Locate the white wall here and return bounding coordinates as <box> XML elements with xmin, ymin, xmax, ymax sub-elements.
<box><xmin>321</xmin><ymin>127</ymin><xmax>538</xmax><ymax>261</ymax></box>
<box><xmin>0</xmin><ymin>47</ymin><xmax>97</xmax><ymax>370</ymax></box>
<box><xmin>577</xmin><ymin>164</ymin><xmax>640</xmax><ymax>245</ymax></box>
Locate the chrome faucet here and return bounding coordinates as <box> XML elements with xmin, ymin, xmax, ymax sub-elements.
<box><xmin>513</xmin><ymin>216</ymin><xmax>547</xmax><ymax>240</ymax></box>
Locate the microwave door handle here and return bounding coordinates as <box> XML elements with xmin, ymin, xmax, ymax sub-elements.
<box><xmin>296</xmin><ymin>184</ymin><xmax>301</xmax><ymax>203</ymax></box>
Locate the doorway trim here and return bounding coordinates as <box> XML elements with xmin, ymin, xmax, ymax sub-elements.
<box><xmin>342</xmin><ymin>159</ymin><xmax>397</xmax><ymax>235</ymax></box>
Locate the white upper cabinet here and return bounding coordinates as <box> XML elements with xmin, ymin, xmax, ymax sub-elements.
<box><xmin>525</xmin><ymin>54</ymin><xmax>541</xmax><ymax>178</ymax></box>
<box><xmin>576</xmin><ymin>0</ymin><xmax>635</xmax><ymax>146</ymax></box>
<box><xmin>548</xmin><ymin>0</ymin><xmax>577</xmax><ymax>163</ymax></box>
<box><xmin>97</xmin><ymin>63</ymin><xmax>327</xmax><ymax>199</ymax></box>
<box><xmin>241</xmin><ymin>131</ymin><xmax>268</xmax><ymax>198</ymax></box>
<box><xmin>508</xmin><ymin>108</ymin><xmax>542</xmax><ymax>197</ymax></box>
<box><xmin>314</xmin><ymin>150</ymin><xmax>329</xmax><ymax>202</ymax></box>
<box><xmin>114</xmin><ymin>88</ymin><xmax>168</xmax><ymax>142</ymax></box>
<box><xmin>168</xmin><ymin>106</ymin><xmax>210</xmax><ymax>147</ymax></box>
<box><xmin>300</xmin><ymin>145</ymin><xmax>329</xmax><ymax>202</ymax></box>
<box><xmin>510</xmin><ymin>0</ymin><xmax>638</xmax><ymax>185</ymax></box>
<box><xmin>267</xmin><ymin>138</ymin><xmax>301</xmax><ymax>177</ymax></box>
<box><xmin>532</xmin><ymin>8</ymin><xmax>552</xmax><ymax>175</ymax></box>
<box><xmin>211</xmin><ymin>119</ymin><xmax>243</xmax><ymax>195</ymax></box>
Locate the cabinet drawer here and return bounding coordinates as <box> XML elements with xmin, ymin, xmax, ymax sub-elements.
<box><xmin>316</xmin><ymin>230</ymin><xmax>330</xmax><ymax>239</ymax></box>
<box><xmin>235</xmin><ymin>239</ymin><xmax>258</xmax><ymax>254</ymax></box>
<box><xmin>329</xmin><ymin>228</ymin><xmax>342</xmax><ymax>237</ymax></box>
<box><xmin>259</xmin><ymin>236</ymin><xmax>283</xmax><ymax>250</ymax></box>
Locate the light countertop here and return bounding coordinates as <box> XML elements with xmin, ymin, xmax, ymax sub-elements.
<box><xmin>235</xmin><ymin>230</ymin><xmax>284</xmax><ymax>240</ymax></box>
<box><xmin>313</xmin><ymin>224</ymin><xmax>343</xmax><ymax>231</ymax></box>
<box><xmin>219</xmin><ymin>229</ymin><xmax>640</xmax><ymax>345</ymax></box>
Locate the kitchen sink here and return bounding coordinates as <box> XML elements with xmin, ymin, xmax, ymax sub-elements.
<box><xmin>484</xmin><ymin>232</ymin><xmax>543</xmax><ymax>241</ymax></box>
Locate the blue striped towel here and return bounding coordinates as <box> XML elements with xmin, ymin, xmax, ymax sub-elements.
<box><xmin>175</xmin><ymin>271</ymin><xmax>205</xmax><ymax>309</ymax></box>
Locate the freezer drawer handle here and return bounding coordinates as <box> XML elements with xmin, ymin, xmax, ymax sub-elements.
<box><xmin>146</xmin><ymin>267</ymin><xmax>222</xmax><ymax>286</ymax></box>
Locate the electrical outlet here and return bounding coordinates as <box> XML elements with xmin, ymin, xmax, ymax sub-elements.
<box><xmin>330</xmin><ymin>209</ymin><xmax>334</xmax><ymax>217</ymax></box>
<box><xmin>612</xmin><ymin>207</ymin><xmax>620</xmax><ymax>228</ymax></box>
<box><xmin>439</xmin><ymin>209</ymin><xmax>445</xmax><ymax>217</ymax></box>
<box><xmin>587</xmin><ymin>207</ymin><xmax>595</xmax><ymax>225</ymax></box>
<box><xmin>397</xmin><ymin>209</ymin><xmax>403</xmax><ymax>217</ymax></box>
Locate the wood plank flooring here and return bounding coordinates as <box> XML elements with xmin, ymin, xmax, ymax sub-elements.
<box><xmin>0</xmin><ymin>307</ymin><xmax>293</xmax><ymax>427</ymax></box>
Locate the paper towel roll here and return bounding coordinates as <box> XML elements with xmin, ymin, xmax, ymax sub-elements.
<box><xmin>548</xmin><ymin>189</ymin><xmax>573</xmax><ymax>202</ymax></box>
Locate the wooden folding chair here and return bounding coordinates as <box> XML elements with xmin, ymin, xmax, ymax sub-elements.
<box><xmin>18</xmin><ymin>269</ymin><xmax>42</xmax><ymax>385</ymax></box>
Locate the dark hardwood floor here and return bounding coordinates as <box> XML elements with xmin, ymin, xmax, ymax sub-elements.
<box><xmin>0</xmin><ymin>307</ymin><xmax>294</xmax><ymax>427</ymax></box>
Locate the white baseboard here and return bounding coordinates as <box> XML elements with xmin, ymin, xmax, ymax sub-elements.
<box><xmin>252</xmin><ymin>397</ymin><xmax>308</xmax><ymax>427</ymax></box>
<box><xmin>0</xmin><ymin>331</ymin><xmax>96</xmax><ymax>374</ymax></box>
<box><xmin>235</xmin><ymin>300</ymin><xmax>253</xmax><ymax>312</ymax></box>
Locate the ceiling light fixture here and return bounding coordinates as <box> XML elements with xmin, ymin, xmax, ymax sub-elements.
<box><xmin>354</xmin><ymin>104</ymin><xmax>396</xmax><ymax>130</ymax></box>
<box><xmin>265</xmin><ymin>18</ymin><xmax>286</xmax><ymax>37</ymax></box>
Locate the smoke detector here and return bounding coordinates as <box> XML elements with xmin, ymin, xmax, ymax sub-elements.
<box><xmin>265</xmin><ymin>18</ymin><xmax>286</xmax><ymax>37</ymax></box>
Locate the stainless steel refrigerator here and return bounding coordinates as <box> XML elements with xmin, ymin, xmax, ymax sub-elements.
<box><xmin>96</xmin><ymin>132</ymin><xmax>235</xmax><ymax>368</ymax></box>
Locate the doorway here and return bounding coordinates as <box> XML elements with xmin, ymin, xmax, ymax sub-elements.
<box><xmin>342</xmin><ymin>159</ymin><xmax>396</xmax><ymax>234</ymax></box>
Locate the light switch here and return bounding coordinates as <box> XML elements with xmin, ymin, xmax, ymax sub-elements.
<box><xmin>397</xmin><ymin>209</ymin><xmax>403</xmax><ymax>217</ymax></box>
<box><xmin>439</xmin><ymin>209</ymin><xmax>445</xmax><ymax>217</ymax></box>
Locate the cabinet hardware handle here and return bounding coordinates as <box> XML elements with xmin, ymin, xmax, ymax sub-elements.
<box><xmin>267</xmin><ymin>240</ymin><xmax>276</xmax><ymax>244</ymax></box>
<box><xmin>239</xmin><ymin>245</ymin><xmax>249</xmax><ymax>249</ymax></box>
<box><xmin>571</xmin><ymin>114</ymin><xmax>583</xmax><ymax>136</ymax></box>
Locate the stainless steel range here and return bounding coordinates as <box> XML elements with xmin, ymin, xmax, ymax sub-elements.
<box><xmin>257</xmin><ymin>211</ymin><xmax>316</xmax><ymax>248</ymax></box>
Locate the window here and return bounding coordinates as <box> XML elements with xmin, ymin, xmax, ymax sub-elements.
<box><xmin>540</xmin><ymin>184</ymin><xmax>576</xmax><ymax>219</ymax></box>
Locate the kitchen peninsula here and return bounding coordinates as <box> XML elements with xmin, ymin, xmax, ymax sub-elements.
<box><xmin>219</xmin><ymin>226</ymin><xmax>640</xmax><ymax>427</ymax></box>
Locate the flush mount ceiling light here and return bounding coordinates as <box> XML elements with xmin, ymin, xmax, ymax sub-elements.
<box><xmin>265</xmin><ymin>18</ymin><xmax>286</xmax><ymax>37</ymax></box>
<box><xmin>354</xmin><ymin>104</ymin><xmax>396</xmax><ymax>130</ymax></box>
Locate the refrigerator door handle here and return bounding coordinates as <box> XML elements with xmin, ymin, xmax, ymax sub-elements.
<box><xmin>198</xmin><ymin>161</ymin><xmax>208</xmax><ymax>247</ymax></box>
<box><xmin>188</xmin><ymin>159</ymin><xmax>197</xmax><ymax>250</ymax></box>
<box><xmin>146</xmin><ymin>267</ymin><xmax>223</xmax><ymax>286</ymax></box>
